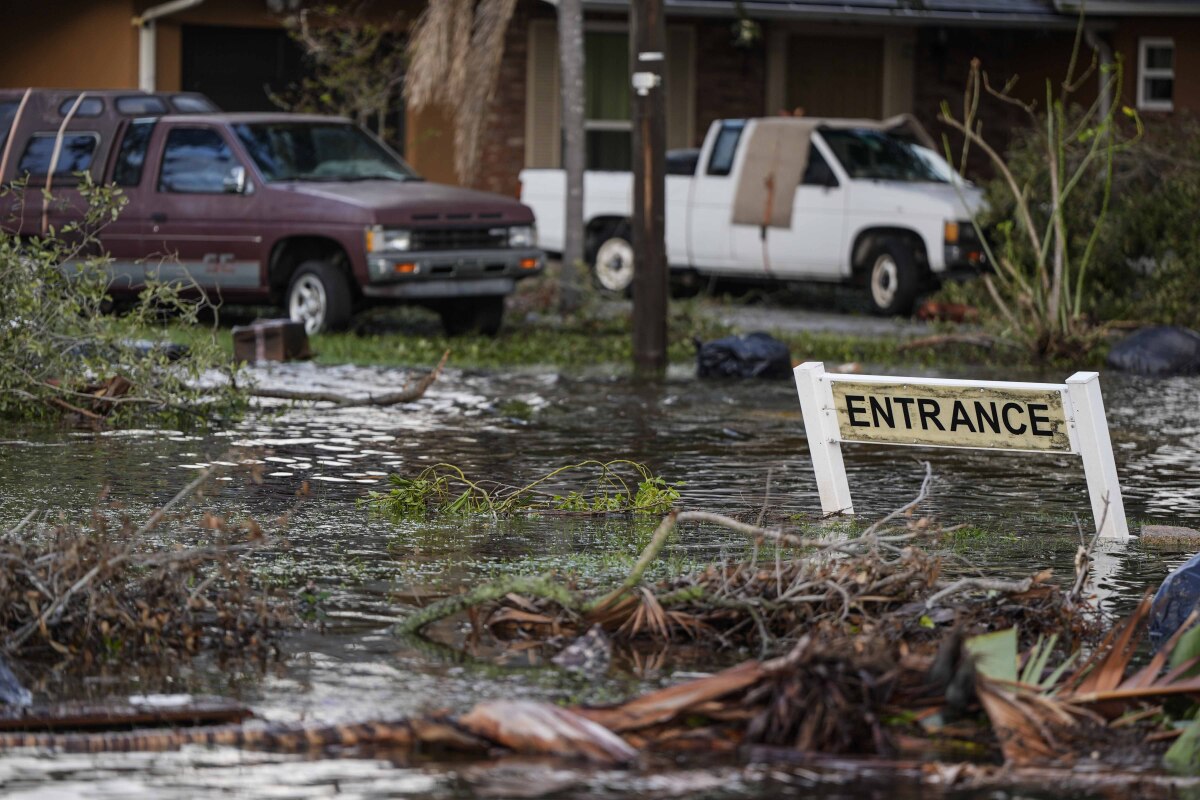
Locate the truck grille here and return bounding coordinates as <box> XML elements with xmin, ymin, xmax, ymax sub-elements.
<box><xmin>410</xmin><ymin>227</ymin><xmax>508</xmax><ymax>251</ymax></box>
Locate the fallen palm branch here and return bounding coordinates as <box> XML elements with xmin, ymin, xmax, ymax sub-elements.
<box><xmin>249</xmin><ymin>349</ymin><xmax>449</xmax><ymax>406</ymax></box>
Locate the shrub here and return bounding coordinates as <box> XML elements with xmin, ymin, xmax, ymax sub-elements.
<box><xmin>939</xmin><ymin>22</ymin><xmax>1142</xmax><ymax>360</ymax></box>
<box><xmin>0</xmin><ymin>179</ymin><xmax>244</xmax><ymax>425</ymax></box>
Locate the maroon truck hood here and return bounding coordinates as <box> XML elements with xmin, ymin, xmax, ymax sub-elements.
<box><xmin>276</xmin><ymin>180</ymin><xmax>533</xmax><ymax>226</ymax></box>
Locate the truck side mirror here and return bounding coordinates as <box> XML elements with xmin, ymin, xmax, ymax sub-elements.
<box><xmin>223</xmin><ymin>166</ymin><xmax>250</xmax><ymax>195</ymax></box>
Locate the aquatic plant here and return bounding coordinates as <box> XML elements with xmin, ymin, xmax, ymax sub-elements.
<box><xmin>369</xmin><ymin>460</ymin><xmax>683</xmax><ymax>521</ymax></box>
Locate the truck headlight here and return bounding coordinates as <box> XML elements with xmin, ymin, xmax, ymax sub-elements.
<box><xmin>508</xmin><ymin>225</ymin><xmax>535</xmax><ymax>248</ymax></box>
<box><xmin>366</xmin><ymin>226</ymin><xmax>411</xmax><ymax>253</ymax></box>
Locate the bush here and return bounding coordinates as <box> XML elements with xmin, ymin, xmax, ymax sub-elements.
<box><xmin>1087</xmin><ymin>115</ymin><xmax>1200</xmax><ymax>327</ymax></box>
<box><xmin>939</xmin><ymin>26</ymin><xmax>1142</xmax><ymax>360</ymax></box>
<box><xmin>0</xmin><ymin>179</ymin><xmax>245</xmax><ymax>425</ymax></box>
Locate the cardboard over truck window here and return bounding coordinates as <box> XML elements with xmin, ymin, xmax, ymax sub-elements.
<box><xmin>730</xmin><ymin>114</ymin><xmax>937</xmax><ymax>229</ymax></box>
<box><xmin>794</xmin><ymin>362</ymin><xmax>1130</xmax><ymax>540</ymax></box>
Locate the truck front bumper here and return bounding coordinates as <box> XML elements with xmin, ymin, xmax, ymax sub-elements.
<box><xmin>362</xmin><ymin>248</ymin><xmax>544</xmax><ymax>299</ymax></box>
<box><xmin>941</xmin><ymin>243</ymin><xmax>989</xmax><ymax>281</ymax></box>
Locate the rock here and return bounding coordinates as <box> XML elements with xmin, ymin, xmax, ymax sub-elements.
<box><xmin>696</xmin><ymin>332</ymin><xmax>792</xmax><ymax>379</ymax></box>
<box><xmin>1141</xmin><ymin>525</ymin><xmax>1200</xmax><ymax>549</ymax></box>
<box><xmin>1106</xmin><ymin>326</ymin><xmax>1200</xmax><ymax>376</ymax></box>
<box><xmin>552</xmin><ymin>624</ymin><xmax>611</xmax><ymax>677</ymax></box>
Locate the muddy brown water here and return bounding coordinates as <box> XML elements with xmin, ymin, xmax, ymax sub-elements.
<box><xmin>0</xmin><ymin>361</ymin><xmax>1197</xmax><ymax>798</ymax></box>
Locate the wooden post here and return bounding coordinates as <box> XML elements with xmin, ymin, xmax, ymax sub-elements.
<box><xmin>793</xmin><ymin>362</ymin><xmax>855</xmax><ymax>515</ymax></box>
<box><xmin>630</xmin><ymin>0</ymin><xmax>668</xmax><ymax>375</ymax></box>
<box><xmin>1066</xmin><ymin>372</ymin><xmax>1130</xmax><ymax>540</ymax></box>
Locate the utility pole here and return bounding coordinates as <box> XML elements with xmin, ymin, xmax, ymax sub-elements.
<box><xmin>557</xmin><ymin>0</ymin><xmax>585</xmax><ymax>314</ymax></box>
<box><xmin>630</xmin><ymin>0</ymin><xmax>667</xmax><ymax>376</ymax></box>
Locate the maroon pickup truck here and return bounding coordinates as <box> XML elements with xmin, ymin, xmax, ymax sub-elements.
<box><xmin>1</xmin><ymin>89</ymin><xmax>543</xmax><ymax>335</ymax></box>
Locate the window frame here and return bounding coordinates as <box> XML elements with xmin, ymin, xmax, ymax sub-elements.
<box><xmin>706</xmin><ymin>120</ymin><xmax>745</xmax><ymax>177</ymax></box>
<box><xmin>112</xmin><ymin>118</ymin><xmax>158</xmax><ymax>188</ymax></box>
<box><xmin>583</xmin><ymin>25</ymin><xmax>634</xmax><ymax>171</ymax></box>
<box><xmin>1137</xmin><ymin>36</ymin><xmax>1175</xmax><ymax>113</ymax></box>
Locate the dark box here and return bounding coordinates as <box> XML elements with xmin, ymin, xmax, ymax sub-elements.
<box><xmin>231</xmin><ymin>319</ymin><xmax>312</xmax><ymax>363</ymax></box>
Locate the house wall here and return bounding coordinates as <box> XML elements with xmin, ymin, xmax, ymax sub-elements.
<box><xmin>1110</xmin><ymin>16</ymin><xmax>1200</xmax><ymax>116</ymax></box>
<box><xmin>693</xmin><ymin>20</ymin><xmax>767</xmax><ymax>146</ymax></box>
<box><xmin>912</xmin><ymin>26</ymin><xmax>1090</xmax><ymax>178</ymax></box>
<box><xmin>472</xmin><ymin>0</ymin><xmax>537</xmax><ymax>196</ymax></box>
<box><xmin>0</xmin><ymin>0</ymin><xmax>138</xmax><ymax>89</ymax></box>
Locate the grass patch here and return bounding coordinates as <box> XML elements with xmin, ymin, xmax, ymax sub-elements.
<box><xmin>140</xmin><ymin>270</ymin><xmax>1108</xmax><ymax>372</ymax></box>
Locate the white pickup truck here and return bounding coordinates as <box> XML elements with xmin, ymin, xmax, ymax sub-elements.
<box><xmin>520</xmin><ymin>116</ymin><xmax>986</xmax><ymax>315</ymax></box>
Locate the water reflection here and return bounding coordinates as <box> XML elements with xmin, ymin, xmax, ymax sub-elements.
<box><xmin>0</xmin><ymin>362</ymin><xmax>1197</xmax><ymax>798</ymax></box>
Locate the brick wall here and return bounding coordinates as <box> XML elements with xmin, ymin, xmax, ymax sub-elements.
<box><xmin>471</xmin><ymin>1</ymin><xmax>544</xmax><ymax>195</ymax></box>
<box><xmin>693</xmin><ymin>20</ymin><xmax>767</xmax><ymax>147</ymax></box>
<box><xmin>912</xmin><ymin>26</ymin><xmax>1086</xmax><ymax>179</ymax></box>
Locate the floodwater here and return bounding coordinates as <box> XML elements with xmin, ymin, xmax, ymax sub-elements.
<box><xmin>0</xmin><ymin>359</ymin><xmax>1197</xmax><ymax>799</ymax></box>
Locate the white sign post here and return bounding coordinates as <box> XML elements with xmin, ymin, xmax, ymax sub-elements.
<box><xmin>793</xmin><ymin>362</ymin><xmax>1129</xmax><ymax>539</ymax></box>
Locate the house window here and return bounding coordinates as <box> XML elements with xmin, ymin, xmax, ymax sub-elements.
<box><xmin>1138</xmin><ymin>38</ymin><xmax>1174</xmax><ymax>112</ymax></box>
<box><xmin>585</xmin><ymin>31</ymin><xmax>631</xmax><ymax>171</ymax></box>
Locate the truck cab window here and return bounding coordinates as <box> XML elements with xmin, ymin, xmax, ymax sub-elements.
<box><xmin>113</xmin><ymin>120</ymin><xmax>156</xmax><ymax>187</ymax></box>
<box><xmin>802</xmin><ymin>148</ymin><xmax>838</xmax><ymax>187</ymax></box>
<box><xmin>706</xmin><ymin>121</ymin><xmax>745</xmax><ymax>176</ymax></box>
<box><xmin>17</xmin><ymin>133</ymin><xmax>99</xmax><ymax>182</ymax></box>
<box><xmin>159</xmin><ymin>128</ymin><xmax>237</xmax><ymax>193</ymax></box>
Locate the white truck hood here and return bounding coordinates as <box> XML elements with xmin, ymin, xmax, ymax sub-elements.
<box><xmin>846</xmin><ymin>179</ymin><xmax>986</xmax><ymax>220</ymax></box>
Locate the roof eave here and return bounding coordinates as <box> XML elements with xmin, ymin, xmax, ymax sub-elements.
<box><xmin>583</xmin><ymin>0</ymin><xmax>1086</xmax><ymax>29</ymax></box>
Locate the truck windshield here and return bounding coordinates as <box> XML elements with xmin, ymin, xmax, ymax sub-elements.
<box><xmin>819</xmin><ymin>128</ymin><xmax>948</xmax><ymax>183</ymax></box>
<box><xmin>232</xmin><ymin>122</ymin><xmax>418</xmax><ymax>183</ymax></box>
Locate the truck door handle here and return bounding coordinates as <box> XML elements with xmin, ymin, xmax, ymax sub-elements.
<box><xmin>150</xmin><ymin>212</ymin><xmax>168</xmax><ymax>223</ymax></box>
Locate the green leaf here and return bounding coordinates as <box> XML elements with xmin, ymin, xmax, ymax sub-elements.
<box><xmin>1166</xmin><ymin>716</ymin><xmax>1200</xmax><ymax>774</ymax></box>
<box><xmin>1169</xmin><ymin>624</ymin><xmax>1200</xmax><ymax>678</ymax></box>
<box><xmin>965</xmin><ymin>627</ymin><xmax>1018</xmax><ymax>683</ymax></box>
<box><xmin>919</xmin><ymin>615</ymin><xmax>935</xmax><ymax>630</ymax></box>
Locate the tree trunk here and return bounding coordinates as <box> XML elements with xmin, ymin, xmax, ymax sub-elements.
<box><xmin>630</xmin><ymin>0</ymin><xmax>668</xmax><ymax>375</ymax></box>
<box><xmin>557</xmin><ymin>0</ymin><xmax>585</xmax><ymax>314</ymax></box>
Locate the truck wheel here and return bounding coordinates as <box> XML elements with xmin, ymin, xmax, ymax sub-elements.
<box><xmin>439</xmin><ymin>296</ymin><xmax>505</xmax><ymax>337</ymax></box>
<box><xmin>865</xmin><ymin>239</ymin><xmax>920</xmax><ymax>316</ymax></box>
<box><xmin>286</xmin><ymin>261</ymin><xmax>353</xmax><ymax>334</ymax></box>
<box><xmin>592</xmin><ymin>222</ymin><xmax>634</xmax><ymax>296</ymax></box>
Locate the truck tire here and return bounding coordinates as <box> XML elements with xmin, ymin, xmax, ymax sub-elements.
<box><xmin>286</xmin><ymin>260</ymin><xmax>353</xmax><ymax>334</ymax></box>
<box><xmin>592</xmin><ymin>222</ymin><xmax>635</xmax><ymax>296</ymax></box>
<box><xmin>864</xmin><ymin>239</ymin><xmax>920</xmax><ymax>316</ymax></box>
<box><xmin>439</xmin><ymin>295</ymin><xmax>505</xmax><ymax>337</ymax></box>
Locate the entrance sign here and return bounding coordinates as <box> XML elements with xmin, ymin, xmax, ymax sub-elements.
<box><xmin>794</xmin><ymin>362</ymin><xmax>1129</xmax><ymax>539</ymax></box>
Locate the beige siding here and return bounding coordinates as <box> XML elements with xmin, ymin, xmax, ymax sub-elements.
<box><xmin>666</xmin><ymin>25</ymin><xmax>696</xmax><ymax>148</ymax></box>
<box><xmin>882</xmin><ymin>31</ymin><xmax>916</xmax><ymax>117</ymax></box>
<box><xmin>525</xmin><ymin>20</ymin><xmax>561</xmax><ymax>168</ymax></box>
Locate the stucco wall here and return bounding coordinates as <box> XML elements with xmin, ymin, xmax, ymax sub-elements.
<box><xmin>0</xmin><ymin>0</ymin><xmax>138</xmax><ymax>89</ymax></box>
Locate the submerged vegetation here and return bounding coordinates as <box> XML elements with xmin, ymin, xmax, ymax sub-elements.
<box><xmin>370</xmin><ymin>460</ymin><xmax>683</xmax><ymax>521</ymax></box>
<box><xmin>0</xmin><ymin>467</ymin><xmax>289</xmax><ymax>663</ymax></box>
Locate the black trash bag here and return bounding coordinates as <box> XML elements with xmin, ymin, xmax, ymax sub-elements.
<box><xmin>1106</xmin><ymin>326</ymin><xmax>1200</xmax><ymax>376</ymax></box>
<box><xmin>0</xmin><ymin>655</ymin><xmax>31</xmax><ymax>708</ymax></box>
<box><xmin>1149</xmin><ymin>549</ymin><xmax>1200</xmax><ymax>652</ymax></box>
<box><xmin>696</xmin><ymin>332</ymin><xmax>792</xmax><ymax>379</ymax></box>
